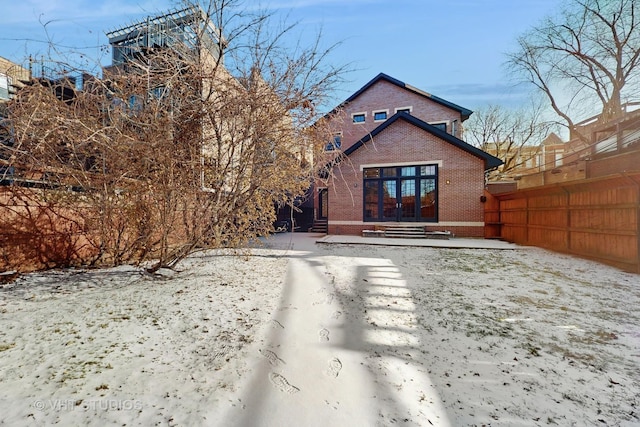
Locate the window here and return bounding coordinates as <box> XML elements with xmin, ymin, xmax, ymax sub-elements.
<box><xmin>363</xmin><ymin>164</ymin><xmax>438</xmax><ymax>222</ymax></box>
<box><xmin>555</xmin><ymin>152</ymin><xmax>563</xmax><ymax>167</ymax></box>
<box><xmin>0</xmin><ymin>74</ymin><xmax>10</xmax><ymax>100</ymax></box>
<box><xmin>129</xmin><ymin>94</ymin><xmax>143</xmax><ymax>111</ymax></box>
<box><xmin>373</xmin><ymin>110</ymin><xmax>388</xmax><ymax>121</ymax></box>
<box><xmin>430</xmin><ymin>122</ymin><xmax>447</xmax><ymax>132</ymax></box>
<box><xmin>150</xmin><ymin>86</ymin><xmax>168</xmax><ymax>100</ymax></box>
<box><xmin>382</xmin><ymin>167</ymin><xmax>397</xmax><ymax>177</ymax></box>
<box><xmin>420</xmin><ymin>165</ymin><xmax>436</xmax><ymax>175</ymax></box>
<box><xmin>352</xmin><ymin>113</ymin><xmax>366</xmax><ymax>123</ymax></box>
<box><xmin>363</xmin><ymin>168</ymin><xmax>380</xmax><ymax>178</ymax></box>
<box><xmin>126</xmin><ymin>94</ymin><xmax>144</xmax><ymax>116</ymax></box>
<box><xmin>325</xmin><ymin>133</ymin><xmax>342</xmax><ymax>151</ymax></box>
<box><xmin>395</xmin><ymin>107</ymin><xmax>412</xmax><ymax>115</ymax></box>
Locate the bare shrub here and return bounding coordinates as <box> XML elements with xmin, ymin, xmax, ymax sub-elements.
<box><xmin>0</xmin><ymin>0</ymin><xmax>349</xmax><ymax>272</ymax></box>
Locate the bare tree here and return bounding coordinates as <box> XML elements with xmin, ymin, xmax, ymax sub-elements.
<box><xmin>464</xmin><ymin>102</ymin><xmax>557</xmax><ymax>178</ymax></box>
<box><xmin>507</xmin><ymin>0</ymin><xmax>640</xmax><ymax>139</ymax></box>
<box><xmin>1</xmin><ymin>0</ymin><xmax>349</xmax><ymax>272</ymax></box>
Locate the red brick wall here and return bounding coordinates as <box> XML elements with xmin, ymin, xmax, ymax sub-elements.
<box><xmin>0</xmin><ymin>187</ymin><xmax>98</xmax><ymax>272</ymax></box>
<box><xmin>327</xmin><ymin>120</ymin><xmax>486</xmax><ymax>237</ymax></box>
<box><xmin>330</xmin><ymin>79</ymin><xmax>464</xmax><ymax>150</ymax></box>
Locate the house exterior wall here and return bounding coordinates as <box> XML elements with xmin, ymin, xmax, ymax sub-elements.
<box><xmin>329</xmin><ymin>79</ymin><xmax>464</xmax><ymax>150</ymax></box>
<box><xmin>327</xmin><ymin>120</ymin><xmax>487</xmax><ymax>237</ymax></box>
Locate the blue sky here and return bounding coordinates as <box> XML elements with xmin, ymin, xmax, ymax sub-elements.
<box><xmin>1</xmin><ymin>0</ymin><xmax>560</xmax><ymax>111</ymax></box>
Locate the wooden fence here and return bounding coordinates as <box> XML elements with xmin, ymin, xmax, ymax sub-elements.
<box><xmin>485</xmin><ymin>172</ymin><xmax>640</xmax><ymax>273</ymax></box>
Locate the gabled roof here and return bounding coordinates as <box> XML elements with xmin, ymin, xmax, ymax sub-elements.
<box><xmin>542</xmin><ymin>132</ymin><xmax>564</xmax><ymax>146</ymax></box>
<box><xmin>342</xmin><ymin>112</ymin><xmax>503</xmax><ymax>170</ymax></box>
<box><xmin>330</xmin><ymin>73</ymin><xmax>473</xmax><ymax>121</ymax></box>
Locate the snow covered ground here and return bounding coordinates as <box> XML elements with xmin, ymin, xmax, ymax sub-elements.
<box><xmin>0</xmin><ymin>233</ymin><xmax>639</xmax><ymax>426</ymax></box>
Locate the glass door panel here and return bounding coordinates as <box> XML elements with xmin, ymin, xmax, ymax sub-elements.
<box><xmin>364</xmin><ymin>181</ymin><xmax>379</xmax><ymax>220</ymax></box>
<box><xmin>420</xmin><ymin>179</ymin><xmax>436</xmax><ymax>220</ymax></box>
<box><xmin>400</xmin><ymin>179</ymin><xmax>416</xmax><ymax>220</ymax></box>
<box><xmin>382</xmin><ymin>180</ymin><xmax>397</xmax><ymax>220</ymax></box>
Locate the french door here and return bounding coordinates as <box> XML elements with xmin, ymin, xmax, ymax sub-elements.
<box><xmin>380</xmin><ymin>178</ymin><xmax>418</xmax><ymax>221</ymax></box>
<box><xmin>364</xmin><ymin>165</ymin><xmax>437</xmax><ymax>222</ymax></box>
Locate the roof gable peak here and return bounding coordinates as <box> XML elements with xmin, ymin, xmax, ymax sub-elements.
<box><xmin>340</xmin><ymin>73</ymin><xmax>472</xmax><ymax>120</ymax></box>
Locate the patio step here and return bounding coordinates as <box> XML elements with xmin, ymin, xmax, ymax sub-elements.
<box><xmin>383</xmin><ymin>225</ymin><xmax>426</xmax><ymax>238</ymax></box>
<box><xmin>382</xmin><ymin>225</ymin><xmax>452</xmax><ymax>239</ymax></box>
<box><xmin>309</xmin><ymin>219</ymin><xmax>328</xmax><ymax>233</ymax></box>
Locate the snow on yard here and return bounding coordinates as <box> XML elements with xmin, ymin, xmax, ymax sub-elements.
<box><xmin>0</xmin><ymin>234</ymin><xmax>638</xmax><ymax>426</ymax></box>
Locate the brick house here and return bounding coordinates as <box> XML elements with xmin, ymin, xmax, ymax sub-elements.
<box><xmin>315</xmin><ymin>73</ymin><xmax>502</xmax><ymax>237</ymax></box>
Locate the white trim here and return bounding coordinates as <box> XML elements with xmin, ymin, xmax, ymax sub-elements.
<box><xmin>372</xmin><ymin>109</ymin><xmax>389</xmax><ymax>122</ymax></box>
<box><xmin>360</xmin><ymin>160</ymin><xmax>443</xmax><ymax>171</ymax></box>
<box><xmin>351</xmin><ymin>111</ymin><xmax>367</xmax><ymax>123</ymax></box>
<box><xmin>329</xmin><ymin>220</ymin><xmax>485</xmax><ymax>227</ymax></box>
<box><xmin>394</xmin><ymin>106</ymin><xmax>413</xmax><ymax>114</ymax></box>
<box><xmin>438</xmin><ymin>222</ymin><xmax>485</xmax><ymax>227</ymax></box>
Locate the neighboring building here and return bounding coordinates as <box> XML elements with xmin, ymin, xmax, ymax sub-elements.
<box><xmin>484</xmin><ymin>132</ymin><xmax>567</xmax><ymax>180</ymax></box>
<box><xmin>0</xmin><ymin>56</ymin><xmax>30</xmax><ymax>123</ymax></box>
<box><xmin>104</xmin><ymin>6</ymin><xmax>313</xmax><ymax>230</ymax></box>
<box><xmin>3</xmin><ymin>7</ymin><xmax>229</xmax><ymax>187</ymax></box>
<box><xmin>103</xmin><ymin>6</ymin><xmax>231</xmax><ymax>189</ymax></box>
<box><xmin>568</xmin><ymin>103</ymin><xmax>640</xmax><ymax>161</ymax></box>
<box><xmin>506</xmin><ymin>104</ymin><xmax>640</xmax><ymax>190</ymax></box>
<box><xmin>1</xmin><ymin>57</ymin><xmax>29</xmax><ymax>173</ymax></box>
<box><xmin>105</xmin><ymin>6</ymin><xmax>225</xmax><ymax>72</ymax></box>
<box><xmin>482</xmin><ymin>142</ymin><xmax>540</xmax><ymax>179</ymax></box>
<box><xmin>0</xmin><ymin>57</ymin><xmax>29</xmax><ymax>104</ymax></box>
<box><xmin>314</xmin><ymin>73</ymin><xmax>502</xmax><ymax>237</ymax></box>
<box><xmin>538</xmin><ymin>132</ymin><xmax>566</xmax><ymax>170</ymax></box>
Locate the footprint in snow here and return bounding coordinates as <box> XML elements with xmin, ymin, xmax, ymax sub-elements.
<box><xmin>319</xmin><ymin>328</ymin><xmax>330</xmax><ymax>342</ymax></box>
<box><xmin>325</xmin><ymin>357</ymin><xmax>342</xmax><ymax>378</ymax></box>
<box><xmin>269</xmin><ymin>372</ymin><xmax>300</xmax><ymax>394</ymax></box>
<box><xmin>260</xmin><ymin>349</ymin><xmax>285</xmax><ymax>366</ymax></box>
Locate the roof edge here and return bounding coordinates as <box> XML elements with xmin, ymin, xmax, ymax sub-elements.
<box><xmin>341</xmin><ymin>112</ymin><xmax>502</xmax><ymax>171</ymax></box>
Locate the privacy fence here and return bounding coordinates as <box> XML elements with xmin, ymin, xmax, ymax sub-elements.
<box><xmin>485</xmin><ymin>171</ymin><xmax>640</xmax><ymax>273</ymax></box>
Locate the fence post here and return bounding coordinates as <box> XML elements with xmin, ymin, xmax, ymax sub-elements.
<box><xmin>563</xmin><ymin>185</ymin><xmax>571</xmax><ymax>252</ymax></box>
